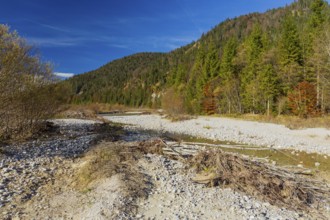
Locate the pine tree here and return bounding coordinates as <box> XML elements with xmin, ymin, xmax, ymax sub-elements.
<box><xmin>194</xmin><ymin>46</ymin><xmax>207</xmax><ymax>111</ymax></box>
<box><xmin>174</xmin><ymin>64</ymin><xmax>186</xmax><ymax>87</ymax></box>
<box><xmin>307</xmin><ymin>0</ymin><xmax>328</xmax><ymax>108</ymax></box>
<box><xmin>279</xmin><ymin>16</ymin><xmax>303</xmax><ymax>92</ymax></box>
<box><xmin>220</xmin><ymin>38</ymin><xmax>238</xmax><ymax>80</ymax></box>
<box><xmin>219</xmin><ymin>38</ymin><xmax>240</xmax><ymax>113</ymax></box>
<box><xmin>204</xmin><ymin>40</ymin><xmax>220</xmax><ymax>79</ymax></box>
<box><xmin>258</xmin><ymin>64</ymin><xmax>279</xmax><ymax>115</ymax></box>
<box><xmin>241</xmin><ymin>24</ymin><xmax>264</xmax><ymax>113</ymax></box>
<box><xmin>309</xmin><ymin>0</ymin><xmax>326</xmax><ymax>30</ymax></box>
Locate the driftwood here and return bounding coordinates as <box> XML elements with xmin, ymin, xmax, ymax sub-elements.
<box><xmin>191</xmin><ymin>172</ymin><xmax>219</xmax><ymax>185</ymax></box>
<box><xmin>177</xmin><ymin>141</ymin><xmax>270</xmax><ymax>151</ymax></box>
<box><xmin>189</xmin><ymin>149</ymin><xmax>330</xmax><ymax>215</ymax></box>
<box><xmin>132</xmin><ymin>139</ymin><xmax>330</xmax><ymax>217</ymax></box>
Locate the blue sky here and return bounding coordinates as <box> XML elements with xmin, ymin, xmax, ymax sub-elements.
<box><xmin>0</xmin><ymin>0</ymin><xmax>296</xmax><ymax>76</ymax></box>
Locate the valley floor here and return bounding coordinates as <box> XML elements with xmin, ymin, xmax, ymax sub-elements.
<box><xmin>104</xmin><ymin>114</ymin><xmax>330</xmax><ymax>155</ymax></box>
<box><xmin>1</xmin><ymin>117</ymin><xmax>330</xmax><ymax>219</ymax></box>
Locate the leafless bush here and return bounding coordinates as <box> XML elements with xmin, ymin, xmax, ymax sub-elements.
<box><xmin>0</xmin><ymin>25</ymin><xmax>61</xmax><ymax>140</ymax></box>
<box><xmin>161</xmin><ymin>88</ymin><xmax>185</xmax><ymax>115</ymax></box>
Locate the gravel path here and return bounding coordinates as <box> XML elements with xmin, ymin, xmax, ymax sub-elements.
<box><xmin>136</xmin><ymin>154</ymin><xmax>305</xmax><ymax>220</ymax></box>
<box><xmin>104</xmin><ymin>115</ymin><xmax>330</xmax><ymax>155</ymax></box>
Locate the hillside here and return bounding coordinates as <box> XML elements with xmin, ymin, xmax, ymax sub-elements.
<box><xmin>63</xmin><ymin>0</ymin><xmax>330</xmax><ymax>117</ymax></box>
<box><xmin>65</xmin><ymin>52</ymin><xmax>169</xmax><ymax>107</ymax></box>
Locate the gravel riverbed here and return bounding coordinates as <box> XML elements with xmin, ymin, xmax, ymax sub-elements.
<box><xmin>104</xmin><ymin>115</ymin><xmax>330</xmax><ymax>155</ymax></box>
<box><xmin>1</xmin><ymin>117</ymin><xmax>329</xmax><ymax>219</ymax></box>
<box><xmin>0</xmin><ymin>119</ymin><xmax>104</xmax><ymax>219</ymax></box>
<box><xmin>136</xmin><ymin>154</ymin><xmax>306</xmax><ymax>220</ymax></box>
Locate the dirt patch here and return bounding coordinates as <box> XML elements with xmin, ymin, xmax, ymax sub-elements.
<box><xmin>189</xmin><ymin>150</ymin><xmax>330</xmax><ymax>216</ymax></box>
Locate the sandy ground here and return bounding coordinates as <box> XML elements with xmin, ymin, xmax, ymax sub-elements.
<box><xmin>104</xmin><ymin>115</ymin><xmax>330</xmax><ymax>155</ymax></box>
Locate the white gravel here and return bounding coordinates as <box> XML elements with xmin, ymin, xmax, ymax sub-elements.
<box><xmin>136</xmin><ymin>154</ymin><xmax>305</xmax><ymax>220</ymax></box>
<box><xmin>51</xmin><ymin>118</ymin><xmax>102</xmax><ymax>125</ymax></box>
<box><xmin>104</xmin><ymin>115</ymin><xmax>330</xmax><ymax>155</ymax></box>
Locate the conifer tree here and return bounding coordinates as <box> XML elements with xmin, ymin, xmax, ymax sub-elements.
<box><xmin>307</xmin><ymin>0</ymin><xmax>328</xmax><ymax>108</ymax></box>
<box><xmin>279</xmin><ymin>16</ymin><xmax>303</xmax><ymax>92</ymax></box>
<box><xmin>241</xmin><ymin>24</ymin><xmax>264</xmax><ymax>113</ymax></box>
<box><xmin>258</xmin><ymin>64</ymin><xmax>279</xmax><ymax>115</ymax></box>
<box><xmin>204</xmin><ymin>40</ymin><xmax>220</xmax><ymax>79</ymax></box>
<box><xmin>219</xmin><ymin>38</ymin><xmax>240</xmax><ymax>113</ymax></box>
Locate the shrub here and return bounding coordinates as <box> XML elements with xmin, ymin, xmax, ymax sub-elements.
<box><xmin>0</xmin><ymin>25</ymin><xmax>60</xmax><ymax>140</ymax></box>
<box><xmin>161</xmin><ymin>87</ymin><xmax>185</xmax><ymax>115</ymax></box>
<box><xmin>288</xmin><ymin>81</ymin><xmax>319</xmax><ymax>118</ymax></box>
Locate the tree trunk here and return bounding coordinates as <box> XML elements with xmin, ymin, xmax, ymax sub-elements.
<box><xmin>267</xmin><ymin>99</ymin><xmax>270</xmax><ymax>117</ymax></box>
<box><xmin>316</xmin><ymin>65</ymin><xmax>320</xmax><ymax>107</ymax></box>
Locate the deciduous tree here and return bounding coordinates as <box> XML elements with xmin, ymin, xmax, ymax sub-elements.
<box><xmin>0</xmin><ymin>25</ymin><xmax>59</xmax><ymax>140</ymax></box>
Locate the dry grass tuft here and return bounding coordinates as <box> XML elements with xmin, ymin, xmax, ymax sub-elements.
<box><xmin>165</xmin><ymin>114</ymin><xmax>196</xmax><ymax>122</ymax></box>
<box><xmin>75</xmin><ymin>139</ymin><xmax>165</xmax><ymax>195</ymax></box>
<box><xmin>76</xmin><ymin>143</ymin><xmax>142</xmax><ymax>190</ymax></box>
<box><xmin>136</xmin><ymin>139</ymin><xmax>165</xmax><ymax>155</ymax></box>
<box><xmin>75</xmin><ymin>141</ymin><xmax>152</xmax><ymax>217</ymax></box>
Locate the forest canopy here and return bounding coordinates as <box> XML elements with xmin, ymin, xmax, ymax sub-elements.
<box><xmin>64</xmin><ymin>0</ymin><xmax>330</xmax><ymax>117</ymax></box>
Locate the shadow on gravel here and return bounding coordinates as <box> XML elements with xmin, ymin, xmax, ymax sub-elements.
<box><xmin>0</xmin><ymin>122</ymin><xmax>124</xmax><ymax>160</ymax></box>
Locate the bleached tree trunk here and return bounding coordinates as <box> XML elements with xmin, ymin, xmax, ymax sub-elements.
<box><xmin>316</xmin><ymin>64</ymin><xmax>320</xmax><ymax>107</ymax></box>
<box><xmin>267</xmin><ymin>99</ymin><xmax>270</xmax><ymax>117</ymax></box>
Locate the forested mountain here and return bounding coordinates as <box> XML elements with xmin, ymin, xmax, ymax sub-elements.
<box><xmin>65</xmin><ymin>53</ymin><xmax>169</xmax><ymax>107</ymax></box>
<box><xmin>63</xmin><ymin>0</ymin><xmax>330</xmax><ymax>117</ymax></box>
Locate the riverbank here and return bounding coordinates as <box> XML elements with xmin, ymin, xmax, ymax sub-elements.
<box><xmin>0</xmin><ymin>119</ymin><xmax>119</xmax><ymax>219</ymax></box>
<box><xmin>104</xmin><ymin>114</ymin><xmax>330</xmax><ymax>156</ymax></box>
<box><xmin>1</xmin><ymin>117</ymin><xmax>330</xmax><ymax>219</ymax></box>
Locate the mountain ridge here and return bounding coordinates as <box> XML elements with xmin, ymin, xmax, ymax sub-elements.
<box><xmin>63</xmin><ymin>0</ymin><xmax>330</xmax><ymax>116</ymax></box>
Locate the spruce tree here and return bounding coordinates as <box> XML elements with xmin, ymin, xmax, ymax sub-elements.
<box><xmin>241</xmin><ymin>24</ymin><xmax>264</xmax><ymax>113</ymax></box>
<box><xmin>219</xmin><ymin>38</ymin><xmax>239</xmax><ymax>113</ymax></box>
<box><xmin>279</xmin><ymin>16</ymin><xmax>303</xmax><ymax>92</ymax></box>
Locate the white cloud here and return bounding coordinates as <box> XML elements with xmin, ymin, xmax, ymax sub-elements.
<box><xmin>54</xmin><ymin>72</ymin><xmax>75</xmax><ymax>78</ymax></box>
<box><xmin>28</xmin><ymin>37</ymin><xmax>81</xmax><ymax>47</ymax></box>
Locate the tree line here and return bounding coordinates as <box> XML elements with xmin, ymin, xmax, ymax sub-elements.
<box><xmin>65</xmin><ymin>0</ymin><xmax>330</xmax><ymax>118</ymax></box>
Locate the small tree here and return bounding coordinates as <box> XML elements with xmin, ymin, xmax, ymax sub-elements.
<box><xmin>288</xmin><ymin>81</ymin><xmax>319</xmax><ymax>118</ymax></box>
<box><xmin>161</xmin><ymin>88</ymin><xmax>185</xmax><ymax>115</ymax></box>
<box><xmin>202</xmin><ymin>83</ymin><xmax>218</xmax><ymax>115</ymax></box>
<box><xmin>0</xmin><ymin>24</ymin><xmax>59</xmax><ymax>140</ymax></box>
